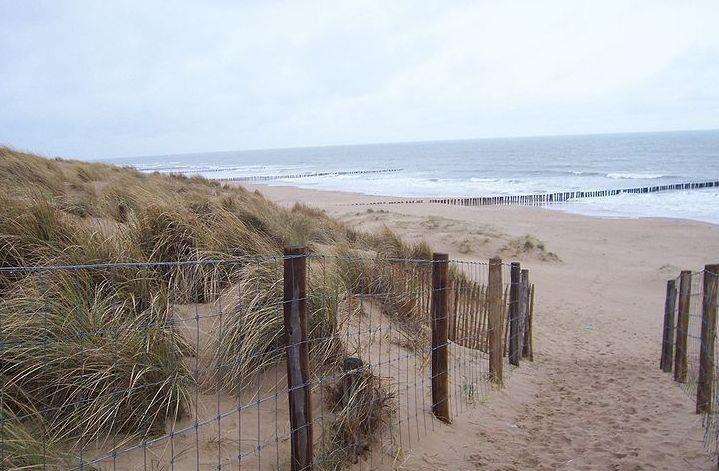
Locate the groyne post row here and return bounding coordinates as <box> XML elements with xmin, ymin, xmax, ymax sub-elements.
<box><xmin>189</xmin><ymin>167</ymin><xmax>403</xmax><ymax>182</ymax></box>
<box><xmin>341</xmin><ymin>180</ymin><xmax>719</xmax><ymax>207</ymax></box>
<box><xmin>143</xmin><ymin>167</ymin><xmax>404</xmax><ymax>179</ymax></box>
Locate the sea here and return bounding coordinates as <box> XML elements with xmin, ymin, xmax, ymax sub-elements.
<box><xmin>102</xmin><ymin>130</ymin><xmax>719</xmax><ymax>225</ymax></box>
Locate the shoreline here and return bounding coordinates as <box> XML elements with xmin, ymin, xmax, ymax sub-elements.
<box><xmin>234</xmin><ymin>181</ymin><xmax>719</xmax><ymax>229</ymax></box>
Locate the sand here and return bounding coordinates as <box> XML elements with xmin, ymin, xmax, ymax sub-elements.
<box><xmin>240</xmin><ymin>182</ymin><xmax>719</xmax><ymax>470</ymax></box>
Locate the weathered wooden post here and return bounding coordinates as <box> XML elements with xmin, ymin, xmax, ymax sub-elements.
<box><xmin>431</xmin><ymin>252</ymin><xmax>451</xmax><ymax>423</ymax></box>
<box><xmin>509</xmin><ymin>262</ymin><xmax>522</xmax><ymax>367</ymax></box>
<box><xmin>660</xmin><ymin>279</ymin><xmax>677</xmax><ymax>372</ymax></box>
<box><xmin>488</xmin><ymin>257</ymin><xmax>504</xmax><ymax>385</ymax></box>
<box><xmin>697</xmin><ymin>265</ymin><xmax>719</xmax><ymax>414</ymax></box>
<box><xmin>525</xmin><ymin>283</ymin><xmax>535</xmax><ymax>362</ymax></box>
<box><xmin>520</xmin><ymin>269</ymin><xmax>530</xmax><ymax>359</ymax></box>
<box><xmin>502</xmin><ymin>284</ymin><xmax>510</xmax><ymax>357</ymax></box>
<box><xmin>674</xmin><ymin>270</ymin><xmax>692</xmax><ymax>383</ymax></box>
<box><xmin>450</xmin><ymin>278</ymin><xmax>461</xmax><ymax>344</ymax></box>
<box><xmin>283</xmin><ymin>246</ymin><xmax>313</xmax><ymax>470</ymax></box>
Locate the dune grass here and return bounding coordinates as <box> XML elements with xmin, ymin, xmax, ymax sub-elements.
<box><xmin>0</xmin><ymin>147</ymin><xmax>442</xmax><ymax>469</ymax></box>
<box><xmin>501</xmin><ymin>234</ymin><xmax>560</xmax><ymax>262</ymax></box>
<box><xmin>318</xmin><ymin>366</ymin><xmax>394</xmax><ymax>469</ymax></box>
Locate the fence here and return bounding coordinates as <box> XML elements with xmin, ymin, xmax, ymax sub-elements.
<box><xmin>659</xmin><ymin>264</ymin><xmax>719</xmax><ymax>462</ymax></box>
<box><xmin>0</xmin><ymin>250</ymin><xmax>535</xmax><ymax>470</ymax></box>
<box><xmin>339</xmin><ymin>180</ymin><xmax>719</xmax><ymax>207</ymax></box>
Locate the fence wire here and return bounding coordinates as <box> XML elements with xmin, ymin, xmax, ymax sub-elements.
<box><xmin>0</xmin><ymin>253</ymin><xmax>534</xmax><ymax>470</ymax></box>
<box><xmin>661</xmin><ymin>267</ymin><xmax>719</xmax><ymax>460</ymax></box>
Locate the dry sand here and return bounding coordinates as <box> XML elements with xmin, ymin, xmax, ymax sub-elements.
<box><xmin>242</xmin><ymin>183</ymin><xmax>719</xmax><ymax>470</ymax></box>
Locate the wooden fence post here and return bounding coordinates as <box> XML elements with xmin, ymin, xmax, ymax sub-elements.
<box><xmin>431</xmin><ymin>252</ymin><xmax>451</xmax><ymax>423</ymax></box>
<box><xmin>660</xmin><ymin>279</ymin><xmax>677</xmax><ymax>373</ymax></box>
<box><xmin>674</xmin><ymin>270</ymin><xmax>692</xmax><ymax>383</ymax></box>
<box><xmin>488</xmin><ymin>257</ymin><xmax>504</xmax><ymax>385</ymax></box>
<box><xmin>697</xmin><ymin>265</ymin><xmax>719</xmax><ymax>414</ymax></box>
<box><xmin>521</xmin><ymin>269</ymin><xmax>531</xmax><ymax>359</ymax></box>
<box><xmin>525</xmin><ymin>284</ymin><xmax>535</xmax><ymax>362</ymax></box>
<box><xmin>450</xmin><ymin>278</ymin><xmax>460</xmax><ymax>344</ymax></box>
<box><xmin>283</xmin><ymin>246</ymin><xmax>313</xmax><ymax>471</ymax></box>
<box><xmin>502</xmin><ymin>284</ymin><xmax>509</xmax><ymax>357</ymax></box>
<box><xmin>508</xmin><ymin>262</ymin><xmax>522</xmax><ymax>367</ymax></box>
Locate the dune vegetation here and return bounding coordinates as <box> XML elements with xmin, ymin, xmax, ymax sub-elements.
<box><xmin>501</xmin><ymin>234</ymin><xmax>560</xmax><ymax>263</ymax></box>
<box><xmin>0</xmin><ymin>147</ymin><xmax>441</xmax><ymax>469</ymax></box>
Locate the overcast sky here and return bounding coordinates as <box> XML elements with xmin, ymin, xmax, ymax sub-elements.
<box><xmin>1</xmin><ymin>0</ymin><xmax>718</xmax><ymax>160</ymax></box>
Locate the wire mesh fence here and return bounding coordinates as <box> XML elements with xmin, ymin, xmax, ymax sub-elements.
<box><xmin>659</xmin><ymin>265</ymin><xmax>719</xmax><ymax>461</ymax></box>
<box><xmin>0</xmin><ymin>251</ymin><xmax>535</xmax><ymax>470</ymax></box>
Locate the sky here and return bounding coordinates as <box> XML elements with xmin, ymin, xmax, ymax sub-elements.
<box><xmin>1</xmin><ymin>0</ymin><xmax>719</xmax><ymax>160</ymax></box>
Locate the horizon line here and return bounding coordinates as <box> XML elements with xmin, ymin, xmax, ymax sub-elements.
<box><xmin>99</xmin><ymin>126</ymin><xmax>719</xmax><ymax>162</ymax></box>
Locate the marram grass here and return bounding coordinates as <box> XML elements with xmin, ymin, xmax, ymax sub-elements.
<box><xmin>0</xmin><ymin>146</ymin><xmax>436</xmax><ymax>469</ymax></box>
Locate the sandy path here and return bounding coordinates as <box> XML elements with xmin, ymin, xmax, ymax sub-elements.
<box><xmin>247</xmin><ymin>183</ymin><xmax>719</xmax><ymax>469</ymax></box>
<box><xmin>391</xmin><ymin>296</ymin><xmax>712</xmax><ymax>470</ymax></box>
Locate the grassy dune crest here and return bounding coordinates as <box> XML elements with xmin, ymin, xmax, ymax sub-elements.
<box><xmin>0</xmin><ymin>147</ymin><xmax>434</xmax><ymax>468</ymax></box>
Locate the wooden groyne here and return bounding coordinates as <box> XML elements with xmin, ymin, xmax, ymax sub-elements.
<box><xmin>344</xmin><ymin>180</ymin><xmax>719</xmax><ymax>207</ymax></box>
<box><xmin>140</xmin><ymin>165</ymin><xmax>254</xmax><ymax>174</ymax></box>
<box><xmin>142</xmin><ymin>167</ymin><xmax>403</xmax><ymax>181</ymax></box>
<box><xmin>223</xmin><ymin>168</ymin><xmax>403</xmax><ymax>182</ymax></box>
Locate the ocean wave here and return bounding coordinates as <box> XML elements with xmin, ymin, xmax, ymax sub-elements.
<box><xmin>469</xmin><ymin>177</ymin><xmax>500</xmax><ymax>182</ymax></box>
<box><xmin>556</xmin><ymin>188</ymin><xmax>719</xmax><ymax>224</ymax></box>
<box><xmin>606</xmin><ymin>172</ymin><xmax>668</xmax><ymax>180</ymax></box>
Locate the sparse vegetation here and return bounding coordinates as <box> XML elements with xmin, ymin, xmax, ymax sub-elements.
<box><xmin>458</xmin><ymin>238</ymin><xmax>475</xmax><ymax>254</ymax></box>
<box><xmin>501</xmin><ymin>234</ymin><xmax>561</xmax><ymax>262</ymax></box>
<box><xmin>319</xmin><ymin>365</ymin><xmax>394</xmax><ymax>468</ymax></box>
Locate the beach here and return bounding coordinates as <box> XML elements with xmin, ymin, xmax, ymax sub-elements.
<box><xmin>6</xmin><ymin>2</ymin><xmax>719</xmax><ymax>468</ymax></box>
<box><xmin>244</xmin><ymin>182</ymin><xmax>719</xmax><ymax>469</ymax></box>
<box><xmin>3</xmin><ymin>146</ymin><xmax>719</xmax><ymax>469</ymax></box>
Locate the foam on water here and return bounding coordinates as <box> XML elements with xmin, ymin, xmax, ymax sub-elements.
<box><xmin>605</xmin><ymin>172</ymin><xmax>670</xmax><ymax>180</ymax></box>
<box><xmin>279</xmin><ymin>174</ymin><xmax>558</xmax><ymax>197</ymax></box>
<box><xmin>556</xmin><ymin>189</ymin><xmax>719</xmax><ymax>225</ymax></box>
<box><xmin>102</xmin><ymin>130</ymin><xmax>719</xmax><ymax>225</ymax></box>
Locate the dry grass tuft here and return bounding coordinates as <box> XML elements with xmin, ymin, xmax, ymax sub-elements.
<box><xmin>0</xmin><ymin>407</ymin><xmax>88</xmax><ymax>470</ymax></box>
<box><xmin>318</xmin><ymin>362</ymin><xmax>394</xmax><ymax>469</ymax></box>
<box><xmin>501</xmin><ymin>234</ymin><xmax>561</xmax><ymax>262</ymax></box>
<box><xmin>333</xmin><ymin>244</ymin><xmax>431</xmax><ymax>347</ymax></box>
<box><xmin>3</xmin><ymin>273</ymin><xmax>192</xmax><ymax>446</ymax></box>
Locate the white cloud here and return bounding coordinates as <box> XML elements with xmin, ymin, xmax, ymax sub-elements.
<box><xmin>1</xmin><ymin>0</ymin><xmax>718</xmax><ymax>158</ymax></box>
